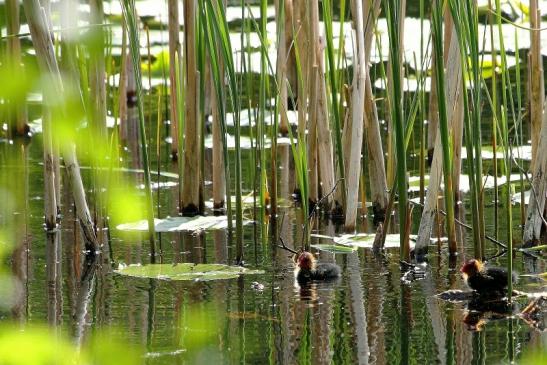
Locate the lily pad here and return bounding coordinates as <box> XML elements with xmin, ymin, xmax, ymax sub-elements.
<box><xmin>312</xmin><ymin>233</ymin><xmax>416</xmax><ymax>249</ymax></box>
<box><xmin>512</xmin><ymin>189</ymin><xmax>530</xmax><ymax>205</ymax></box>
<box><xmin>311</xmin><ymin>244</ymin><xmax>356</xmax><ymax>254</ymax></box>
<box><xmin>116</xmin><ymin>216</ymin><xmax>251</xmax><ymax>233</ymax></box>
<box><xmin>116</xmin><ymin>263</ymin><xmax>264</xmax><ymax>281</ymax></box>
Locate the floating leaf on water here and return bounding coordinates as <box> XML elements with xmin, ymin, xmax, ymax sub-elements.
<box><xmin>311</xmin><ymin>244</ymin><xmax>356</xmax><ymax>254</ymax></box>
<box><xmin>512</xmin><ymin>189</ymin><xmax>530</xmax><ymax>205</ymax></box>
<box><xmin>408</xmin><ymin>174</ymin><xmax>524</xmax><ymax>193</ymax></box>
<box><xmin>116</xmin><ymin>263</ymin><xmax>264</xmax><ymax>281</ymax></box>
<box><xmin>116</xmin><ymin>216</ymin><xmax>251</xmax><ymax>233</ymax></box>
<box><xmin>461</xmin><ymin>145</ymin><xmax>531</xmax><ymax>161</ymax></box>
<box><xmin>137</xmin><ymin>181</ymin><xmax>178</xmax><ymax>190</ymax></box>
<box><xmin>313</xmin><ymin>233</ymin><xmax>416</xmax><ymax>249</ymax></box>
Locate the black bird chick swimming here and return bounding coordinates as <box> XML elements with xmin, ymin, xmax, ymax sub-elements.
<box><xmin>295</xmin><ymin>251</ymin><xmax>341</xmax><ymax>283</ymax></box>
<box><xmin>460</xmin><ymin>259</ymin><xmax>516</xmax><ymax>297</ymax></box>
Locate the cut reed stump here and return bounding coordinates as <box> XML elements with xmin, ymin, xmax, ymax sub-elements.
<box><xmin>22</xmin><ymin>0</ymin><xmax>98</xmax><ymax>250</ymax></box>
<box><xmin>168</xmin><ymin>0</ymin><xmax>181</xmax><ymax>160</ymax></box>
<box><xmin>344</xmin><ymin>0</ymin><xmax>366</xmax><ymax>230</ymax></box>
<box><xmin>181</xmin><ymin>0</ymin><xmax>202</xmax><ymax>215</ymax></box>
<box><xmin>529</xmin><ymin>0</ymin><xmax>544</xmax><ymax>171</ymax></box>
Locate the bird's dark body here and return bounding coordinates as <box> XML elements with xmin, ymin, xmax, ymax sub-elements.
<box><xmin>465</xmin><ymin>266</ymin><xmax>516</xmax><ymax>297</ymax></box>
<box><xmin>296</xmin><ymin>263</ymin><xmax>341</xmax><ymax>283</ymax></box>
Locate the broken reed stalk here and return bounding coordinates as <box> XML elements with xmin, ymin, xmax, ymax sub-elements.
<box><xmin>344</xmin><ymin>0</ymin><xmax>366</xmax><ymax>231</ymax></box>
<box><xmin>529</xmin><ymin>0</ymin><xmax>544</xmax><ymax>172</ymax></box>
<box><xmin>5</xmin><ymin>0</ymin><xmax>28</xmax><ymax>136</ymax></box>
<box><xmin>363</xmin><ymin>0</ymin><xmax>388</xmax><ymax>221</ymax></box>
<box><xmin>89</xmin><ymin>0</ymin><xmax>108</xmax><ymax>238</ymax></box>
<box><xmin>181</xmin><ymin>0</ymin><xmax>201</xmax><ymax>216</ymax></box>
<box><xmin>22</xmin><ymin>0</ymin><xmax>98</xmax><ymax>250</ymax></box>
<box><xmin>43</xmin><ymin>106</ymin><xmax>57</xmax><ymax>230</ymax></box>
<box><xmin>275</xmin><ymin>0</ymin><xmax>290</xmax><ymax>136</ymax></box>
<box><xmin>444</xmin><ymin>11</ymin><xmax>464</xmax><ymax>246</ymax></box>
<box><xmin>415</xmin><ymin>1</ymin><xmax>459</xmax><ymax>258</ymax></box>
<box><xmin>522</xmin><ymin>0</ymin><xmax>547</xmax><ymax>246</ymax></box>
<box><xmin>120</xmin><ymin>0</ymin><xmax>156</xmax><ymax>255</ymax></box>
<box><xmin>308</xmin><ymin>1</ymin><xmax>334</xmax><ymax>213</ymax></box>
<box><xmin>258</xmin><ymin>0</ymin><xmax>268</xmax><ymax>220</ymax></box>
<box><xmin>304</xmin><ymin>0</ymin><xmax>319</xmax><ymax>207</ymax></box>
<box><xmin>315</xmin><ymin>37</ymin><xmax>337</xmax><ymax>213</ymax></box>
<box><xmin>493</xmin><ymin>0</ymin><xmax>513</xmax><ymax>299</ymax></box>
<box><xmin>168</xmin><ymin>0</ymin><xmax>181</xmax><ymax>160</ymax></box>
<box><xmin>322</xmin><ymin>0</ymin><xmax>347</xmax><ymax>211</ymax></box>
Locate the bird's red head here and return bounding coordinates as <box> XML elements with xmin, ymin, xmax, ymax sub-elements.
<box><xmin>296</xmin><ymin>251</ymin><xmax>316</xmax><ymax>271</ymax></box>
<box><xmin>460</xmin><ymin>259</ymin><xmax>483</xmax><ymax>277</ymax></box>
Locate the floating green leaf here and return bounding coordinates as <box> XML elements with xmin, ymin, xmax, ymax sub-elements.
<box><xmin>116</xmin><ymin>216</ymin><xmax>251</xmax><ymax>233</ymax></box>
<box><xmin>116</xmin><ymin>263</ymin><xmax>264</xmax><ymax>281</ymax></box>
<box><xmin>311</xmin><ymin>244</ymin><xmax>356</xmax><ymax>254</ymax></box>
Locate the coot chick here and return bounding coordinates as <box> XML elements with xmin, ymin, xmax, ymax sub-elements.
<box><xmin>460</xmin><ymin>259</ymin><xmax>516</xmax><ymax>297</ymax></box>
<box><xmin>295</xmin><ymin>251</ymin><xmax>341</xmax><ymax>283</ymax></box>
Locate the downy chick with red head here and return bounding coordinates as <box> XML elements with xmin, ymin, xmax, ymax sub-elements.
<box><xmin>460</xmin><ymin>259</ymin><xmax>516</xmax><ymax>297</ymax></box>
<box><xmin>295</xmin><ymin>251</ymin><xmax>341</xmax><ymax>283</ymax></box>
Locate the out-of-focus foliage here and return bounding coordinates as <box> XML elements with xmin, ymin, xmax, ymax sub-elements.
<box><xmin>519</xmin><ymin>348</ymin><xmax>547</xmax><ymax>365</ymax></box>
<box><xmin>0</xmin><ymin>326</ymin><xmax>81</xmax><ymax>365</ymax></box>
<box><xmin>0</xmin><ymin>326</ymin><xmax>142</xmax><ymax>365</ymax></box>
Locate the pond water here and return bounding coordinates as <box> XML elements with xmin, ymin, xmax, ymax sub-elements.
<box><xmin>1</xmin><ymin>131</ymin><xmax>546</xmax><ymax>364</ymax></box>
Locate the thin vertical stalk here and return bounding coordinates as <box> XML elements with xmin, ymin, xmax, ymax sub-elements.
<box><xmin>181</xmin><ymin>0</ymin><xmax>201</xmax><ymax>215</ymax></box>
<box><xmin>211</xmin><ymin>0</ymin><xmax>227</xmax><ymax>212</ymax></box>
<box><xmin>383</xmin><ymin>0</ymin><xmax>408</xmax><ymax>252</ymax></box>
<box><xmin>323</xmin><ymin>0</ymin><xmax>346</xmax><ymax>209</ymax></box>
<box><xmin>344</xmin><ymin>0</ymin><xmax>367</xmax><ymax>231</ymax></box>
<box><xmin>120</xmin><ymin>0</ymin><xmax>156</xmax><ymax>254</ymax></box>
<box><xmin>5</xmin><ymin>0</ymin><xmax>28</xmax><ymax>136</ymax></box>
<box><xmin>494</xmin><ymin>0</ymin><xmax>512</xmax><ymax>299</ymax></box>
<box><xmin>168</xmin><ymin>0</ymin><xmax>181</xmax><ymax>159</ymax></box>
<box><xmin>431</xmin><ymin>0</ymin><xmax>456</xmax><ymax>253</ymax></box>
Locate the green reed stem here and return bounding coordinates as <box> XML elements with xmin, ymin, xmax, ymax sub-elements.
<box><xmin>120</xmin><ymin>0</ymin><xmax>156</xmax><ymax>254</ymax></box>
<box><xmin>383</xmin><ymin>0</ymin><xmax>408</xmax><ymax>255</ymax></box>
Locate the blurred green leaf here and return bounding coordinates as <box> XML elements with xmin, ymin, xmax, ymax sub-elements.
<box><xmin>0</xmin><ymin>326</ymin><xmax>82</xmax><ymax>365</ymax></box>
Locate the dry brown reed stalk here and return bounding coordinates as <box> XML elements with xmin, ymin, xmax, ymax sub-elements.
<box><xmin>89</xmin><ymin>0</ymin><xmax>108</xmax><ymax>239</ymax></box>
<box><xmin>523</xmin><ymin>100</ymin><xmax>547</xmax><ymax>246</ymax></box>
<box><xmin>5</xmin><ymin>0</ymin><xmax>28</xmax><ymax>136</ymax></box>
<box><xmin>415</xmin><ymin>6</ymin><xmax>461</xmax><ymax>256</ymax></box>
<box><xmin>211</xmin><ymin>0</ymin><xmax>226</xmax><ymax>212</ymax></box>
<box><xmin>522</xmin><ymin>0</ymin><xmax>546</xmax><ymax>246</ymax></box>
<box><xmin>168</xmin><ymin>0</ymin><xmax>181</xmax><ymax>160</ymax></box>
<box><xmin>275</xmin><ymin>0</ymin><xmax>290</xmax><ymax>135</ymax></box>
<box><xmin>22</xmin><ymin>0</ymin><xmax>98</xmax><ymax>250</ymax></box>
<box><xmin>344</xmin><ymin>0</ymin><xmax>367</xmax><ymax>231</ymax></box>
<box><xmin>363</xmin><ymin>0</ymin><xmax>388</xmax><ymax>221</ymax></box>
<box><xmin>181</xmin><ymin>0</ymin><xmax>202</xmax><ymax>215</ymax></box>
<box><xmin>529</xmin><ymin>0</ymin><xmax>544</xmax><ymax>171</ymax></box>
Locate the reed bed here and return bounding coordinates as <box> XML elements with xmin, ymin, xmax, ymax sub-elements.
<box><xmin>2</xmin><ymin>0</ymin><xmax>545</xmax><ymax>281</ymax></box>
